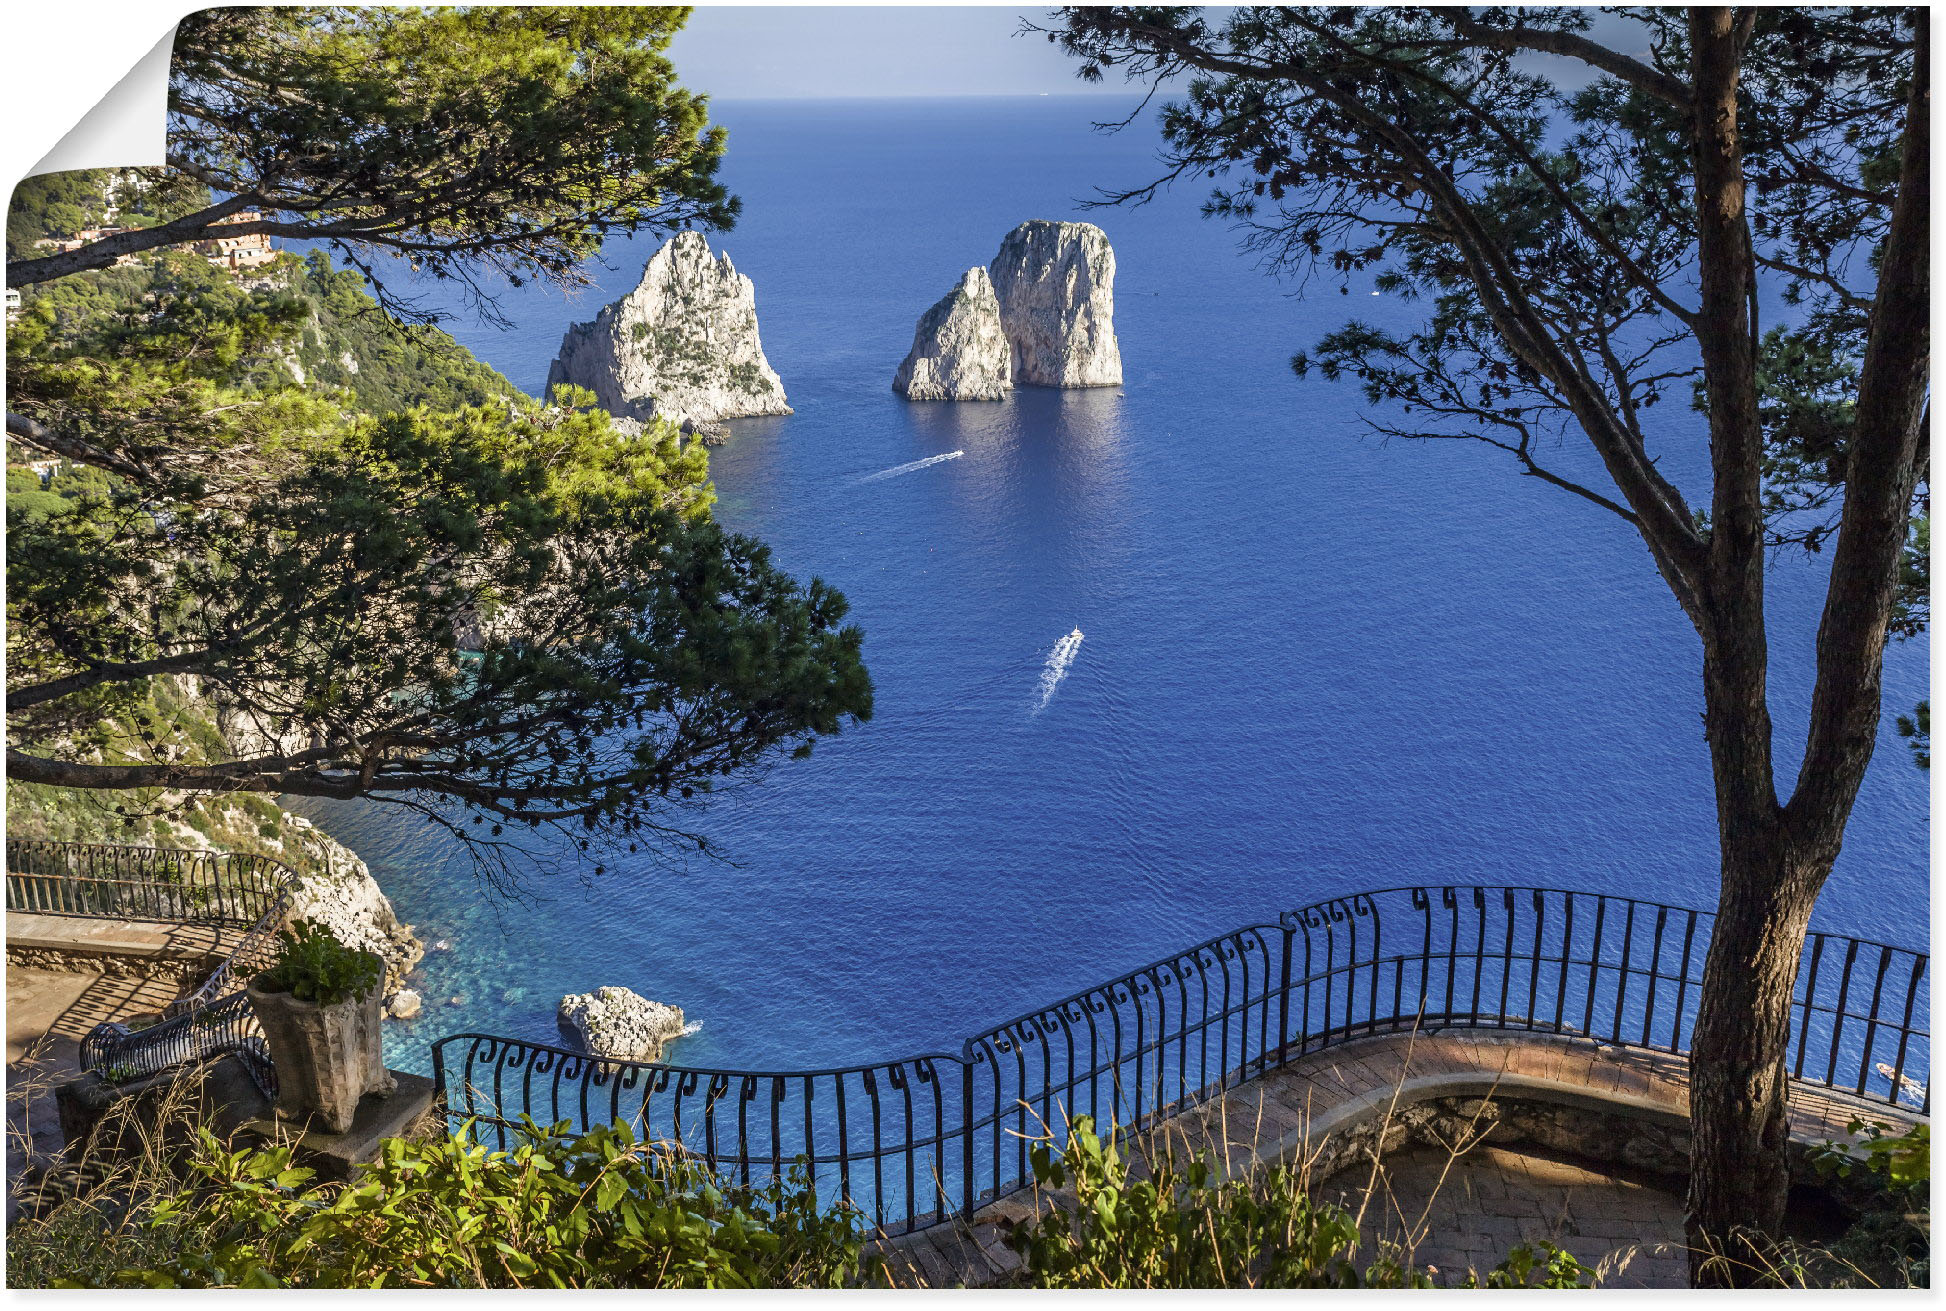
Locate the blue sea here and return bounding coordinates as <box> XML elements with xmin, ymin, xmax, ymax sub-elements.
<box><xmin>283</xmin><ymin>98</ymin><xmax>1929</xmax><ymax>1078</ymax></box>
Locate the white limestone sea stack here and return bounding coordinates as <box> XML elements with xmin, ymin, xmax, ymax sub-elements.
<box><xmin>557</xmin><ymin>986</ymin><xmax>689</xmax><ymax>1064</ymax></box>
<box><xmin>895</xmin><ymin>220</ymin><xmax>1121</xmax><ymax>399</ymax></box>
<box><xmin>892</xmin><ymin>267</ymin><xmax>1012</xmax><ymax>400</ymax></box>
<box><xmin>545</xmin><ymin>231</ymin><xmax>790</xmax><ymax>429</ymax></box>
<box><xmin>989</xmin><ymin>220</ymin><xmax>1122</xmax><ymax>387</ymax></box>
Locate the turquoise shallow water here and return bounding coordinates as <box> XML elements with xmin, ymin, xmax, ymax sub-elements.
<box><xmin>283</xmin><ymin>97</ymin><xmax>1928</xmax><ymax>1078</ymax></box>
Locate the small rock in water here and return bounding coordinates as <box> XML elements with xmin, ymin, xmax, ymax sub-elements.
<box><xmin>430</xmin><ymin>939</ymin><xmax>452</xmax><ymax>953</ymax></box>
<box><xmin>558</xmin><ymin>986</ymin><xmax>688</xmax><ymax>1064</ymax></box>
<box><xmin>387</xmin><ymin>989</ymin><xmax>423</xmax><ymax>1020</ymax></box>
<box><xmin>679</xmin><ymin>416</ymin><xmax>731</xmax><ymax>445</ymax></box>
<box><xmin>448</xmin><ymin>995</ymin><xmax>466</xmax><ymax>1007</ymax></box>
<box><xmin>500</xmin><ymin>987</ymin><xmax>526</xmax><ymax>1005</ymax></box>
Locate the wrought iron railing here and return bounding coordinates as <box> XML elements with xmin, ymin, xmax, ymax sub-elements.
<box><xmin>6</xmin><ymin>838</ymin><xmax>286</xmax><ymax>927</ymax></box>
<box><xmin>18</xmin><ymin>842</ymin><xmax>303</xmax><ymax>1095</ymax></box>
<box><xmin>432</xmin><ymin>884</ymin><xmax>1930</xmax><ymax>1237</ymax></box>
<box><xmin>80</xmin><ymin>989</ymin><xmax>276</xmax><ymax>1094</ymax></box>
<box><xmin>163</xmin><ymin>884</ymin><xmax>297</xmax><ymax>1019</ymax></box>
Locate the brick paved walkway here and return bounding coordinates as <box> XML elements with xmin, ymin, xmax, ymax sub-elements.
<box><xmin>1320</xmin><ymin>1141</ymin><xmax>1689</xmax><ymax>1287</ymax></box>
<box><xmin>880</xmin><ymin>1028</ymin><xmax>1925</xmax><ymax>1288</ymax></box>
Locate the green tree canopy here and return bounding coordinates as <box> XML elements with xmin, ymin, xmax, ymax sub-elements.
<box><xmin>6</xmin><ymin>243</ymin><xmax>870</xmax><ymax>868</ymax></box>
<box><xmin>6</xmin><ymin>171</ymin><xmax>113</xmax><ymax>260</ymax></box>
<box><xmin>5</xmin><ymin>8</ymin><xmax>871</xmax><ymax>876</ymax></box>
<box><xmin>6</xmin><ymin>6</ymin><xmax>737</xmax><ymax>324</ymax></box>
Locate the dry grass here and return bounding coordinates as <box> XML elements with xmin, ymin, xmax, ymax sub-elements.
<box><xmin>5</xmin><ymin>1047</ymin><xmax>298</xmax><ymax>1288</ymax></box>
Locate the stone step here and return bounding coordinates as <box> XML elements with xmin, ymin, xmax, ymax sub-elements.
<box><xmin>236</xmin><ymin>1070</ymin><xmax>439</xmax><ymax>1181</ymax></box>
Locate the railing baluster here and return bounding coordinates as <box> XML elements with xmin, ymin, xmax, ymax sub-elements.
<box><xmin>1795</xmin><ymin>935</ymin><xmax>1826</xmax><ymax>1079</ymax></box>
<box><xmin>1363</xmin><ymin>897</ymin><xmax>1383</xmax><ymax>1036</ymax></box>
<box><xmin>1442</xmin><ymin>888</ymin><xmax>1460</xmax><ymax>1022</ymax></box>
<box><xmin>1823</xmin><ymin>938</ymin><xmax>1862</xmax><ymax>1089</ymax></box>
<box><xmin>1496</xmin><ymin>889</ymin><xmax>1515</xmax><ymax>1024</ymax></box>
<box><xmin>959</xmin><ymin>1059</ymin><xmax>976</xmax><ymax>1217</ymax></box>
<box><xmin>1642</xmin><ymin>907</ymin><xmax>1667</xmax><ymax>1049</ymax></box>
<box><xmin>1526</xmin><ymin>890</ymin><xmax>1545</xmax><ymax>1032</ymax></box>
<box><xmin>1854</xmin><ymin>947</ymin><xmax>1893</xmax><ymax>1099</ymax></box>
<box><xmin>1887</xmin><ymin>955</ymin><xmax>1925</xmax><ymax>1107</ymax></box>
<box><xmin>892</xmin><ymin>1066</ymin><xmax>913</xmax><ymax>1232</ymax></box>
<box><xmin>1468</xmin><ymin>887</ymin><xmax>1487</xmax><ymax>1021</ymax></box>
<box><xmin>1613</xmin><ymin>900</ymin><xmax>1636</xmax><ymax>1045</ymax></box>
<box><xmin>1672</xmin><ymin>909</ymin><xmax>1699</xmax><ymax>1053</ymax></box>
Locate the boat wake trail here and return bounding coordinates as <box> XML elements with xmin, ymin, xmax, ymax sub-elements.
<box><xmin>1033</xmin><ymin>627</ymin><xmax>1084</xmax><ymax>714</ymax></box>
<box><xmin>860</xmin><ymin>450</ymin><xmax>964</xmax><ymax>483</ymax></box>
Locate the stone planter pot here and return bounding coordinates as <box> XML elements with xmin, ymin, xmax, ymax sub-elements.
<box><xmin>247</xmin><ymin>981</ymin><xmax>395</xmax><ymax>1134</ymax></box>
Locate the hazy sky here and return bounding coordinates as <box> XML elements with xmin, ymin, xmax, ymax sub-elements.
<box><xmin>665</xmin><ymin>6</ymin><xmax>1657</xmax><ymax>101</ymax></box>
<box><xmin>666</xmin><ymin>7</ymin><xmax>1123</xmax><ymax>99</ymax></box>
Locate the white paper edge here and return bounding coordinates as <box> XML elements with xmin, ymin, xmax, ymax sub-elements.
<box><xmin>25</xmin><ymin>24</ymin><xmax>176</xmax><ymax>179</ymax></box>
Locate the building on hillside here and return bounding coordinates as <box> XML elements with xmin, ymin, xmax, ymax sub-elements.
<box><xmin>193</xmin><ymin>212</ymin><xmax>276</xmax><ymax>272</ymax></box>
<box><xmin>37</xmin><ymin>212</ymin><xmax>278</xmax><ymax>274</ymax></box>
<box><xmin>38</xmin><ymin>226</ymin><xmax>144</xmax><ymax>270</ymax></box>
<box><xmin>44</xmin><ymin>225</ymin><xmax>135</xmax><ymax>253</ymax></box>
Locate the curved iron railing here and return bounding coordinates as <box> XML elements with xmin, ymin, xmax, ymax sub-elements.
<box><xmin>80</xmin><ymin>989</ymin><xmax>276</xmax><ymax>1093</ymax></box>
<box><xmin>14</xmin><ymin>842</ymin><xmax>303</xmax><ymax>1094</ymax></box>
<box><xmin>6</xmin><ymin>838</ymin><xmax>285</xmax><ymax>927</ymax></box>
<box><xmin>432</xmin><ymin>884</ymin><xmax>1930</xmax><ymax>1237</ymax></box>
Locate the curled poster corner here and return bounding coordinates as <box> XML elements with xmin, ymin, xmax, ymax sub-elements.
<box><xmin>27</xmin><ymin>25</ymin><xmax>175</xmax><ymax>179</ymax></box>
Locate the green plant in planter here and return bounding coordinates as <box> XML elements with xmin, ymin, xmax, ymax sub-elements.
<box><xmin>254</xmin><ymin>920</ymin><xmax>382</xmax><ymax>1007</ymax></box>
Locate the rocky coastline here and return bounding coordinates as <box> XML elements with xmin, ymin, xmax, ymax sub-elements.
<box><xmin>281</xmin><ymin>818</ymin><xmax>426</xmax><ymax>1000</ymax></box>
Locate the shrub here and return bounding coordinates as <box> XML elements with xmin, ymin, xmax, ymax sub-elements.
<box><xmin>252</xmin><ymin>919</ymin><xmax>382</xmax><ymax>1006</ymax></box>
<box><xmin>1002</xmin><ymin>1117</ymin><xmax>1595</xmax><ymax>1289</ymax></box>
<box><xmin>59</xmin><ymin>1118</ymin><xmax>876</xmax><ymax>1289</ymax></box>
<box><xmin>14</xmin><ymin>1105</ymin><xmax>1621</xmax><ymax>1289</ymax></box>
<box><xmin>1786</xmin><ymin>1120</ymin><xmax>1931</xmax><ymax>1288</ymax></box>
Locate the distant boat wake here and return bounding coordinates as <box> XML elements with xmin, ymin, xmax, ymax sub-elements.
<box><xmin>1033</xmin><ymin>627</ymin><xmax>1084</xmax><ymax>714</ymax></box>
<box><xmin>860</xmin><ymin>450</ymin><xmax>964</xmax><ymax>483</ymax></box>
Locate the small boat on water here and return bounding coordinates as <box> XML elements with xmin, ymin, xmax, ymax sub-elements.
<box><xmin>1069</xmin><ymin>626</ymin><xmax>1084</xmax><ymax>642</ymax></box>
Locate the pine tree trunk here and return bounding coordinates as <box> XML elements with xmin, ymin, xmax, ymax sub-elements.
<box><xmin>1684</xmin><ymin>832</ymin><xmax>1819</xmax><ymax>1286</ymax></box>
<box><xmin>1682</xmin><ymin>12</ymin><xmax>1929</xmax><ymax>1286</ymax></box>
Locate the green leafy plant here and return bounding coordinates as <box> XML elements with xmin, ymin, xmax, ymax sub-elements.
<box><xmin>59</xmin><ymin>1119</ymin><xmax>874</xmax><ymax>1289</ymax></box>
<box><xmin>1468</xmin><ymin>1241</ymin><xmax>1597</xmax><ymax>1289</ymax></box>
<box><xmin>1004</xmin><ymin>1117</ymin><xmax>1432</xmax><ymax>1288</ymax></box>
<box><xmin>1788</xmin><ymin>1120</ymin><xmax>1931</xmax><ymax>1288</ymax></box>
<box><xmin>252</xmin><ymin>920</ymin><xmax>382</xmax><ymax>1007</ymax></box>
<box><xmin>1812</xmin><ymin>1119</ymin><xmax>1931</xmax><ymax>1193</ymax></box>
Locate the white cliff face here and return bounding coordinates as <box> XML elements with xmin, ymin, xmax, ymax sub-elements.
<box><xmin>545</xmin><ymin>231</ymin><xmax>790</xmax><ymax>427</ymax></box>
<box><xmin>988</xmin><ymin>220</ymin><xmax>1122</xmax><ymax>388</ymax></box>
<box><xmin>893</xmin><ymin>267</ymin><xmax>1012</xmax><ymax>400</ymax></box>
